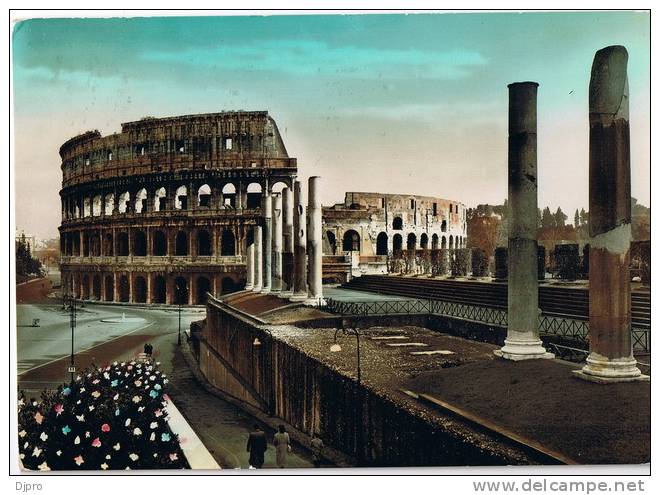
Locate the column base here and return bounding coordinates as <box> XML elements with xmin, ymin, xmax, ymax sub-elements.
<box><xmin>303</xmin><ymin>297</ymin><xmax>326</xmax><ymax>307</ymax></box>
<box><xmin>260</xmin><ymin>287</ymin><xmax>271</xmax><ymax>295</ymax></box>
<box><xmin>289</xmin><ymin>292</ymin><xmax>308</xmax><ymax>302</ymax></box>
<box><xmin>573</xmin><ymin>354</ymin><xmax>649</xmax><ymax>383</ymax></box>
<box><xmin>251</xmin><ymin>285</ymin><xmax>262</xmax><ymax>292</ymax></box>
<box><xmin>494</xmin><ymin>338</ymin><xmax>554</xmax><ymax>361</ymax></box>
<box><xmin>278</xmin><ymin>290</ymin><xmax>293</xmax><ymax>299</ymax></box>
<box><xmin>245</xmin><ymin>283</ymin><xmax>253</xmax><ymax>290</ymax></box>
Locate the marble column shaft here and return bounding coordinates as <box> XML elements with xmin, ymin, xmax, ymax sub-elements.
<box><xmin>252</xmin><ymin>226</ymin><xmax>263</xmax><ymax>292</ymax></box>
<box><xmin>271</xmin><ymin>193</ymin><xmax>283</xmax><ymax>293</ymax></box>
<box><xmin>307</xmin><ymin>177</ymin><xmax>323</xmax><ymax>303</ymax></box>
<box><xmin>261</xmin><ymin>194</ymin><xmax>272</xmax><ymax>294</ymax></box>
<box><xmin>280</xmin><ymin>186</ymin><xmax>294</xmax><ymax>296</ymax></box>
<box><xmin>290</xmin><ymin>181</ymin><xmax>309</xmax><ymax>301</ymax></box>
<box><xmin>577</xmin><ymin>45</ymin><xmax>645</xmax><ymax>382</ymax></box>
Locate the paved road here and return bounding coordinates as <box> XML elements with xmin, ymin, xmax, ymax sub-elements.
<box><xmin>16</xmin><ymin>301</ymin><xmax>315</xmax><ymax>470</ymax></box>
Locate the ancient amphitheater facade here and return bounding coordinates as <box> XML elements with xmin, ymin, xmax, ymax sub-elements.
<box><xmin>59</xmin><ymin>111</ymin><xmax>296</xmax><ymax>305</ymax></box>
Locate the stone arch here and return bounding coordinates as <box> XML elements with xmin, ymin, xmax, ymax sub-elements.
<box><xmin>432</xmin><ymin>233</ymin><xmax>439</xmax><ymax>251</ymax></box>
<box><xmin>326</xmin><ymin>230</ymin><xmax>337</xmax><ymax>255</ymax></box>
<box><xmin>134</xmin><ymin>276</ymin><xmax>147</xmax><ymax>303</ymax></box>
<box><xmin>222</xmin><ymin>183</ymin><xmax>236</xmax><ymax>208</ymax></box>
<box><xmin>449</xmin><ymin>235</ymin><xmax>454</xmax><ymax>250</ymax></box>
<box><xmin>392</xmin><ymin>216</ymin><xmax>403</xmax><ymax>230</ymax></box>
<box><xmin>270</xmin><ymin>181</ymin><xmax>288</xmax><ymax>194</ymax></box>
<box><xmin>420</xmin><ymin>233</ymin><xmax>429</xmax><ymax>250</ymax></box>
<box><xmin>175</xmin><ymin>185</ymin><xmax>188</xmax><ymax>210</ymax></box>
<box><xmin>197</xmin><ymin>229</ymin><xmax>212</xmax><ymax>256</ymax></box>
<box><xmin>246</xmin><ymin>182</ymin><xmax>263</xmax><ymax>209</ymax></box>
<box><xmin>221</xmin><ymin>229</ymin><xmax>236</xmax><ymax>256</ymax></box>
<box><xmin>133</xmin><ymin>230</ymin><xmax>147</xmax><ymax>256</ymax></box>
<box><xmin>153</xmin><ymin>275</ymin><xmax>167</xmax><ymax>304</ymax></box>
<box><xmin>342</xmin><ymin>230</ymin><xmax>360</xmax><ymax>252</ymax></box>
<box><xmin>198</xmin><ymin>184</ymin><xmax>211</xmax><ymax>207</ymax></box>
<box><xmin>175</xmin><ymin>231</ymin><xmax>188</xmax><ymax>256</ymax></box>
<box><xmin>376</xmin><ymin>232</ymin><xmax>388</xmax><ymax>256</ymax></box>
<box><xmin>441</xmin><ymin>220</ymin><xmax>447</xmax><ymax>232</ymax></box>
<box><xmin>152</xmin><ymin>230</ymin><xmax>167</xmax><ymax>256</ymax></box>
<box><xmin>174</xmin><ymin>276</ymin><xmax>188</xmax><ymax>305</ymax></box>
<box><xmin>104</xmin><ymin>193</ymin><xmax>114</xmax><ymax>216</ymax></box>
<box><xmin>92</xmin><ymin>195</ymin><xmax>102</xmax><ymax>216</ymax></box>
<box><xmin>407</xmin><ymin>233</ymin><xmax>417</xmax><ymax>251</ymax></box>
<box><xmin>221</xmin><ymin>276</ymin><xmax>238</xmax><ymax>295</ymax></box>
<box><xmin>117</xmin><ymin>232</ymin><xmax>129</xmax><ymax>256</ymax></box>
<box><xmin>118</xmin><ymin>192</ymin><xmax>130</xmax><ymax>213</ymax></box>
<box><xmin>154</xmin><ymin>187</ymin><xmax>167</xmax><ymax>212</ymax></box>
<box><xmin>104</xmin><ymin>275</ymin><xmax>114</xmax><ymax>302</ymax></box>
<box><xmin>393</xmin><ymin>233</ymin><xmax>403</xmax><ymax>254</ymax></box>
<box><xmin>134</xmin><ymin>188</ymin><xmax>148</xmax><ymax>213</ymax></box>
<box><xmin>441</xmin><ymin>236</ymin><xmax>447</xmax><ymax>249</ymax></box>
<box><xmin>81</xmin><ymin>274</ymin><xmax>90</xmax><ymax>299</ymax></box>
<box><xmin>196</xmin><ymin>276</ymin><xmax>211</xmax><ymax>305</ymax></box>
<box><xmin>83</xmin><ymin>197</ymin><xmax>91</xmax><ymax>217</ymax></box>
<box><xmin>92</xmin><ymin>274</ymin><xmax>101</xmax><ymax>300</ymax></box>
<box><xmin>119</xmin><ymin>274</ymin><xmax>130</xmax><ymax>302</ymax></box>
<box><xmin>82</xmin><ymin>232</ymin><xmax>90</xmax><ymax>257</ymax></box>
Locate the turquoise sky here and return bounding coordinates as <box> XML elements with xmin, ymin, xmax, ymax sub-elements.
<box><xmin>13</xmin><ymin>12</ymin><xmax>650</xmax><ymax>239</ymax></box>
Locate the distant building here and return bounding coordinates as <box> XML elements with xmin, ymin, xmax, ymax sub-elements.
<box><xmin>322</xmin><ymin>192</ymin><xmax>467</xmax><ymax>279</ymax></box>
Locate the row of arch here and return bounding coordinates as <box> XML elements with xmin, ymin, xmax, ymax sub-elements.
<box><xmin>63</xmin><ymin>180</ymin><xmax>293</xmax><ymax>220</ymax></box>
<box><xmin>329</xmin><ymin>230</ymin><xmax>465</xmax><ymax>255</ymax></box>
<box><xmin>391</xmin><ymin>216</ymin><xmax>449</xmax><ymax>233</ymax></box>
<box><xmin>65</xmin><ymin>272</ymin><xmax>239</xmax><ymax>305</ymax></box>
<box><xmin>62</xmin><ymin>228</ymin><xmax>238</xmax><ymax>258</ymax></box>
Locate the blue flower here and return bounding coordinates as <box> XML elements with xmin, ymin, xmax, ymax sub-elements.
<box><xmin>110</xmin><ymin>380</ymin><xmax>118</xmax><ymax>387</ymax></box>
<box><xmin>62</xmin><ymin>387</ymin><xmax>71</xmax><ymax>396</ymax></box>
<box><xmin>115</xmin><ymin>408</ymin><xmax>121</xmax><ymax>416</ymax></box>
<box><xmin>149</xmin><ymin>390</ymin><xmax>159</xmax><ymax>398</ymax></box>
<box><xmin>161</xmin><ymin>433</ymin><xmax>170</xmax><ymax>442</ymax></box>
<box><xmin>154</xmin><ymin>384</ymin><xmax>162</xmax><ymax>391</ymax></box>
<box><xmin>62</xmin><ymin>425</ymin><xmax>71</xmax><ymax>435</ymax></box>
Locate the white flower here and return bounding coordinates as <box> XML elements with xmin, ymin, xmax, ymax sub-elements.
<box><xmin>133</xmin><ymin>428</ymin><xmax>142</xmax><ymax>436</ymax></box>
<box><xmin>100</xmin><ymin>463</ymin><xmax>109</xmax><ymax>470</ymax></box>
<box><xmin>134</xmin><ymin>380</ymin><xmax>142</xmax><ymax>387</ymax></box>
<box><xmin>31</xmin><ymin>447</ymin><xmax>42</xmax><ymax>457</ymax></box>
<box><xmin>74</xmin><ymin>436</ymin><xmax>80</xmax><ymax>445</ymax></box>
<box><xmin>37</xmin><ymin>461</ymin><xmax>50</xmax><ymax>471</ymax></box>
<box><xmin>105</xmin><ymin>454</ymin><xmax>111</xmax><ymax>460</ymax></box>
<box><xmin>39</xmin><ymin>432</ymin><xmax>48</xmax><ymax>442</ymax></box>
<box><xmin>113</xmin><ymin>394</ymin><xmax>119</xmax><ymax>401</ymax></box>
<box><xmin>149</xmin><ymin>432</ymin><xmax>155</xmax><ymax>441</ymax></box>
<box><xmin>19</xmin><ymin>454</ymin><xmax>25</xmax><ymax>460</ymax></box>
<box><xmin>56</xmin><ymin>450</ymin><xmax>62</xmax><ymax>456</ymax></box>
<box><xmin>85</xmin><ymin>431</ymin><xmax>90</xmax><ymax>438</ymax></box>
<box><xmin>125</xmin><ymin>418</ymin><xmax>131</xmax><ymax>427</ymax></box>
<box><xmin>18</xmin><ymin>430</ymin><xmax>26</xmax><ymax>438</ymax></box>
<box><xmin>129</xmin><ymin>453</ymin><xmax>139</xmax><ymax>461</ymax></box>
<box><xmin>132</xmin><ymin>395</ymin><xmax>141</xmax><ymax>403</ymax></box>
<box><xmin>150</xmin><ymin>422</ymin><xmax>158</xmax><ymax>429</ymax></box>
<box><xmin>138</xmin><ymin>406</ymin><xmax>145</xmax><ymax>412</ymax></box>
<box><xmin>113</xmin><ymin>443</ymin><xmax>121</xmax><ymax>451</ymax></box>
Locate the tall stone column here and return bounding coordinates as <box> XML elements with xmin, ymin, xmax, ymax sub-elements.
<box><xmin>245</xmin><ymin>241</ymin><xmax>254</xmax><ymax>290</ymax></box>
<box><xmin>261</xmin><ymin>194</ymin><xmax>272</xmax><ymax>294</ymax></box>
<box><xmin>306</xmin><ymin>176</ymin><xmax>324</xmax><ymax>305</ymax></box>
<box><xmin>280</xmin><ymin>186</ymin><xmax>294</xmax><ymax>297</ymax></box>
<box><xmin>290</xmin><ymin>180</ymin><xmax>309</xmax><ymax>301</ymax></box>
<box><xmin>271</xmin><ymin>193</ymin><xmax>283</xmax><ymax>293</ymax></box>
<box><xmin>575</xmin><ymin>46</ymin><xmax>646</xmax><ymax>382</ymax></box>
<box><xmin>495</xmin><ymin>81</ymin><xmax>552</xmax><ymax>361</ymax></box>
<box><xmin>252</xmin><ymin>226</ymin><xmax>263</xmax><ymax>292</ymax></box>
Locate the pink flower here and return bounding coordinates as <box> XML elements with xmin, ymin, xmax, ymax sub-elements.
<box><xmin>169</xmin><ymin>453</ymin><xmax>178</xmax><ymax>461</ymax></box>
<box><xmin>74</xmin><ymin>455</ymin><xmax>84</xmax><ymax>466</ymax></box>
<box><xmin>91</xmin><ymin>438</ymin><xmax>101</xmax><ymax>448</ymax></box>
<box><xmin>34</xmin><ymin>412</ymin><xmax>43</xmax><ymax>424</ymax></box>
<box><xmin>54</xmin><ymin>404</ymin><xmax>64</xmax><ymax>416</ymax></box>
<box><xmin>101</xmin><ymin>423</ymin><xmax>110</xmax><ymax>432</ymax></box>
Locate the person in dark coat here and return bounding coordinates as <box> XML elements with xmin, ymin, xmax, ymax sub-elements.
<box><xmin>246</xmin><ymin>424</ymin><xmax>267</xmax><ymax>468</ymax></box>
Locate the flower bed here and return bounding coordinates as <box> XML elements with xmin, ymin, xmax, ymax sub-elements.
<box><xmin>18</xmin><ymin>360</ymin><xmax>189</xmax><ymax>471</ymax></box>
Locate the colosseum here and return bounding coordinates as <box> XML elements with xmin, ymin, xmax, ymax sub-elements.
<box><xmin>322</xmin><ymin>192</ymin><xmax>467</xmax><ymax>279</ymax></box>
<box><xmin>58</xmin><ymin>111</ymin><xmax>296</xmax><ymax>305</ymax></box>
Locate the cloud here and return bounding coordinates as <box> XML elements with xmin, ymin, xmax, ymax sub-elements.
<box><xmin>140</xmin><ymin>39</ymin><xmax>487</xmax><ymax>81</ymax></box>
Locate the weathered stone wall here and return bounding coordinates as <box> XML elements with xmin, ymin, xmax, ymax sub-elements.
<box><xmin>200</xmin><ymin>298</ymin><xmax>523</xmax><ymax>466</ymax></box>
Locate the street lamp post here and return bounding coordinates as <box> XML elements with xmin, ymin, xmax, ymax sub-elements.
<box><xmin>64</xmin><ymin>293</ymin><xmax>77</xmax><ymax>385</ymax></box>
<box><xmin>177</xmin><ymin>301</ymin><xmax>182</xmax><ymax>346</ymax></box>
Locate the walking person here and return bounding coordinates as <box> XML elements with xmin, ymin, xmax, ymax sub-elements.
<box><xmin>310</xmin><ymin>433</ymin><xmax>324</xmax><ymax>468</ymax></box>
<box><xmin>246</xmin><ymin>424</ymin><xmax>267</xmax><ymax>469</ymax></box>
<box><xmin>273</xmin><ymin>424</ymin><xmax>291</xmax><ymax>469</ymax></box>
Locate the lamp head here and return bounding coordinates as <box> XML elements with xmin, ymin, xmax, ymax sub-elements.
<box><xmin>330</xmin><ymin>343</ymin><xmax>342</xmax><ymax>353</ymax></box>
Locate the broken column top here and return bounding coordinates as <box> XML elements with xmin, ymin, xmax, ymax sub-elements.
<box><xmin>508</xmin><ymin>81</ymin><xmax>539</xmax><ymax>134</ymax></box>
<box><xmin>590</xmin><ymin>45</ymin><xmax>629</xmax><ymax>119</ymax></box>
